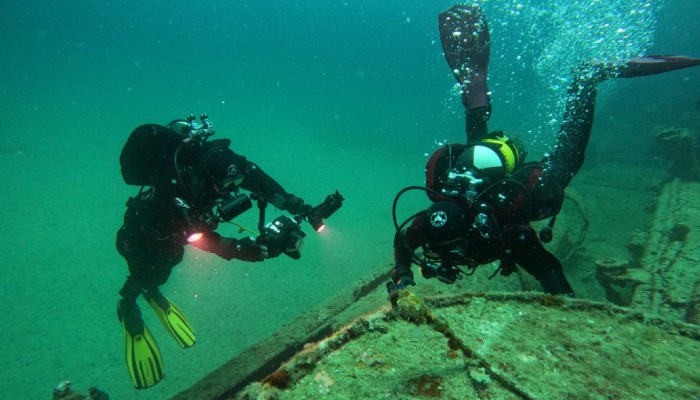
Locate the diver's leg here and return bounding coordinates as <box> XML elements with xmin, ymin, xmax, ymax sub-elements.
<box><xmin>542</xmin><ymin>64</ymin><xmax>600</xmax><ymax>190</ymax></box>
<box><xmin>538</xmin><ymin>267</ymin><xmax>575</xmax><ymax>297</ymax></box>
<box><xmin>118</xmin><ymin>276</ymin><xmax>142</xmax><ymax>309</ymax></box>
<box><xmin>509</xmin><ymin>227</ymin><xmax>575</xmax><ymax>297</ymax></box>
<box><xmin>143</xmin><ymin>287</ymin><xmax>197</xmax><ymax>348</ymax></box>
<box><xmin>116</xmin><ymin>276</ymin><xmax>165</xmax><ymax>388</ymax></box>
<box><xmin>131</xmin><ymin>245</ymin><xmax>195</xmax><ymax>348</ymax></box>
<box><xmin>115</xmin><ymin>225</ymin><xmax>177</xmax><ymax>387</ymax></box>
<box><xmin>117</xmin><ymin>262</ymin><xmax>173</xmax><ymax>323</ymax></box>
<box><xmin>544</xmin><ymin>56</ymin><xmax>700</xmax><ymax>191</ymax></box>
<box><xmin>117</xmin><ymin>277</ymin><xmax>144</xmax><ymax>337</ymax></box>
<box><xmin>116</xmin><ymin>224</ymin><xmax>145</xmax><ymax>314</ymax></box>
<box><xmin>115</xmin><ymin>244</ymin><xmax>179</xmax><ymax>387</ymax></box>
<box><xmin>439</xmin><ymin>4</ymin><xmax>491</xmax><ymax>142</ymax></box>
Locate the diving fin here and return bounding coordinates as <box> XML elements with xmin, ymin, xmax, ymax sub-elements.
<box><xmin>618</xmin><ymin>55</ymin><xmax>700</xmax><ymax>78</ymax></box>
<box><xmin>147</xmin><ymin>294</ymin><xmax>196</xmax><ymax>348</ymax></box>
<box><xmin>120</xmin><ymin>305</ymin><xmax>164</xmax><ymax>389</ymax></box>
<box><xmin>439</xmin><ymin>4</ymin><xmax>491</xmax><ymax>110</ymax></box>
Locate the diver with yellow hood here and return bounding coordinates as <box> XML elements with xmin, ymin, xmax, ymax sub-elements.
<box><xmin>388</xmin><ymin>4</ymin><xmax>700</xmax><ymax>298</ymax></box>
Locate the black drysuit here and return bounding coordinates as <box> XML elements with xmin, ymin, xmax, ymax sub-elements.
<box><xmin>116</xmin><ymin>134</ymin><xmax>303</xmax><ymax>303</ymax></box>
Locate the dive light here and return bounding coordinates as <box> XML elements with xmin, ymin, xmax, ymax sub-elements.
<box><xmin>173</xmin><ymin>197</ymin><xmax>203</xmax><ymax>242</ymax></box>
<box><xmin>217</xmin><ymin>193</ymin><xmax>252</xmax><ymax>222</ymax></box>
<box><xmin>306</xmin><ymin>191</ymin><xmax>344</xmax><ymax>232</ymax></box>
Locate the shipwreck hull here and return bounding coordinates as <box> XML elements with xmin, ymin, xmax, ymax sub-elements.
<box><xmin>171</xmin><ymin>169</ymin><xmax>700</xmax><ymax>400</ymax></box>
<box><xmin>234</xmin><ymin>293</ymin><xmax>700</xmax><ymax>400</ymax></box>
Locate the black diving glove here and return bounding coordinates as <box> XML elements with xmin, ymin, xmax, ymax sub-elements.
<box><xmin>284</xmin><ymin>195</ymin><xmax>313</xmax><ymax>216</ymax></box>
<box><xmin>232</xmin><ymin>237</ymin><xmax>268</xmax><ymax>262</ymax></box>
<box><xmin>386</xmin><ymin>275</ymin><xmax>416</xmax><ymax>294</ymax></box>
<box><xmin>386</xmin><ymin>276</ymin><xmax>416</xmax><ymax>306</ymax></box>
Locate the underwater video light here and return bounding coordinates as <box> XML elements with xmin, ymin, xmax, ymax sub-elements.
<box><xmin>173</xmin><ymin>197</ymin><xmax>203</xmax><ymax>242</ymax></box>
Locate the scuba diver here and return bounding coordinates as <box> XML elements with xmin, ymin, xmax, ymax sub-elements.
<box><xmin>388</xmin><ymin>4</ymin><xmax>700</xmax><ymax>299</ymax></box>
<box><xmin>116</xmin><ymin>114</ymin><xmax>342</xmax><ymax>389</ymax></box>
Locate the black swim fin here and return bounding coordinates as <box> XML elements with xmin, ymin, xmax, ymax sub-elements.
<box><xmin>439</xmin><ymin>4</ymin><xmax>491</xmax><ymax>110</ymax></box>
<box><xmin>539</xmin><ymin>269</ymin><xmax>575</xmax><ymax>298</ymax></box>
<box><xmin>618</xmin><ymin>55</ymin><xmax>700</xmax><ymax>78</ymax></box>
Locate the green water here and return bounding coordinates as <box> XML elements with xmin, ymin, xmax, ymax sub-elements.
<box><xmin>0</xmin><ymin>1</ymin><xmax>698</xmax><ymax>399</ymax></box>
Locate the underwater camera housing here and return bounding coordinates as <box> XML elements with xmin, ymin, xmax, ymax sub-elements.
<box><xmin>257</xmin><ymin>215</ymin><xmax>306</xmax><ymax>259</ymax></box>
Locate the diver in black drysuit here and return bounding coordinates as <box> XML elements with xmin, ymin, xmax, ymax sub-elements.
<box><xmin>388</xmin><ymin>4</ymin><xmax>700</xmax><ymax>297</ymax></box>
<box><xmin>115</xmin><ymin>116</ymin><xmax>345</xmax><ymax>389</ymax></box>
<box><xmin>117</xmin><ymin>121</ymin><xmax>312</xmax><ymax>310</ymax></box>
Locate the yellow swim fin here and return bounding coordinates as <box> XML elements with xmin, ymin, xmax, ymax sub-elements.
<box><xmin>121</xmin><ymin>309</ymin><xmax>164</xmax><ymax>389</ymax></box>
<box><xmin>147</xmin><ymin>294</ymin><xmax>196</xmax><ymax>348</ymax></box>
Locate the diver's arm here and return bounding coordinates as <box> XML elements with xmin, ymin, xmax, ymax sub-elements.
<box><xmin>392</xmin><ymin>231</ymin><xmax>416</xmax><ymax>286</ymax></box>
<box><xmin>190</xmin><ymin>231</ymin><xmax>267</xmax><ymax>262</ymax></box>
<box><xmin>391</xmin><ymin>213</ymin><xmax>432</xmax><ymax>286</ymax></box>
<box><xmin>238</xmin><ymin>161</ymin><xmax>309</xmax><ymax>214</ymax></box>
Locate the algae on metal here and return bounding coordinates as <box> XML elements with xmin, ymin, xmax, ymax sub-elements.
<box><xmin>236</xmin><ymin>292</ymin><xmax>700</xmax><ymax>400</ymax></box>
